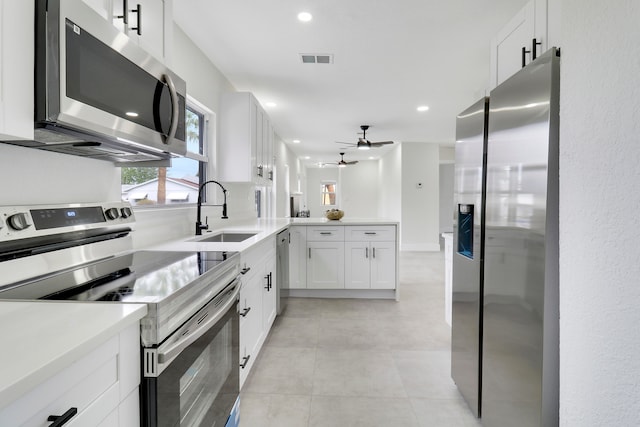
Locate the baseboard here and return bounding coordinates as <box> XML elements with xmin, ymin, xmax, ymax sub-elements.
<box><xmin>287</xmin><ymin>289</ymin><xmax>397</xmax><ymax>300</ymax></box>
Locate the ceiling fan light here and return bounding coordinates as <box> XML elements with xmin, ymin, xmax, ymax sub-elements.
<box><xmin>358</xmin><ymin>142</ymin><xmax>370</xmax><ymax>150</ymax></box>
<box><xmin>338</xmin><ymin>163</ymin><xmax>347</xmax><ymax>168</ymax></box>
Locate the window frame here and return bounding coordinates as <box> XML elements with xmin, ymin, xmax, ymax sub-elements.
<box><xmin>121</xmin><ymin>97</ymin><xmax>213</xmax><ymax>208</ymax></box>
<box><xmin>320</xmin><ymin>180</ymin><xmax>338</xmax><ymax>207</ymax></box>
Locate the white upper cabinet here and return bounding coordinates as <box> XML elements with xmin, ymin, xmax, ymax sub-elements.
<box><xmin>0</xmin><ymin>1</ymin><xmax>34</xmax><ymax>140</ymax></box>
<box><xmin>83</xmin><ymin>0</ymin><xmax>171</xmax><ymax>63</ymax></box>
<box><xmin>490</xmin><ymin>0</ymin><xmax>558</xmax><ymax>89</ymax></box>
<box><xmin>218</xmin><ymin>92</ymin><xmax>274</xmax><ymax>185</ymax></box>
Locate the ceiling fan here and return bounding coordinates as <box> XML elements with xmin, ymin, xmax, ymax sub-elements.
<box><xmin>325</xmin><ymin>152</ymin><xmax>358</xmax><ymax>168</ymax></box>
<box><xmin>336</xmin><ymin>125</ymin><xmax>394</xmax><ymax>150</ymax></box>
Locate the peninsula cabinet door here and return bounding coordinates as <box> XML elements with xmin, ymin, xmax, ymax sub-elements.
<box><xmin>307</xmin><ymin>242</ymin><xmax>345</xmax><ymax>289</ymax></box>
<box><xmin>344</xmin><ymin>242</ymin><xmax>370</xmax><ymax>289</ymax></box>
<box><xmin>370</xmin><ymin>241</ymin><xmax>396</xmax><ymax>289</ymax></box>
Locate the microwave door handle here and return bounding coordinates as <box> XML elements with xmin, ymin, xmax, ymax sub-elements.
<box><xmin>157</xmin><ymin>279</ymin><xmax>240</xmax><ymax>364</ymax></box>
<box><xmin>162</xmin><ymin>73</ymin><xmax>179</xmax><ymax>144</ymax></box>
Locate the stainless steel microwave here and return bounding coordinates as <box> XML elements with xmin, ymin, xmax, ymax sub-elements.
<box><xmin>19</xmin><ymin>0</ymin><xmax>188</xmax><ymax>164</ymax></box>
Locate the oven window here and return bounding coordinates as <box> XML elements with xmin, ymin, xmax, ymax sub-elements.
<box><xmin>142</xmin><ymin>301</ymin><xmax>239</xmax><ymax>427</ymax></box>
<box><xmin>179</xmin><ymin>322</ymin><xmax>232</xmax><ymax>425</ymax></box>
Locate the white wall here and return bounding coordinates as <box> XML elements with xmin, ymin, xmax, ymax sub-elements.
<box><xmin>439</xmin><ymin>163</ymin><xmax>454</xmax><ymax>235</ymax></box>
<box><xmin>401</xmin><ymin>142</ymin><xmax>440</xmax><ymax>251</ymax></box>
<box><xmin>339</xmin><ymin>161</ymin><xmax>380</xmax><ymax>218</ymax></box>
<box><xmin>378</xmin><ymin>144</ymin><xmax>402</xmax><ymax>222</ymax></box>
<box><xmin>559</xmin><ymin>2</ymin><xmax>640</xmax><ymax>425</ymax></box>
<box><xmin>0</xmin><ymin>144</ymin><xmax>120</xmax><ymax>205</ymax></box>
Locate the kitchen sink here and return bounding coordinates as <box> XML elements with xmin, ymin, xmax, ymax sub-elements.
<box><xmin>196</xmin><ymin>232</ymin><xmax>258</xmax><ymax>243</ymax></box>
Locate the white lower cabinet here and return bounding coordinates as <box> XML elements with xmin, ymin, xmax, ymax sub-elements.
<box><xmin>307</xmin><ymin>241</ymin><xmax>345</xmax><ymax>289</ymax></box>
<box><xmin>0</xmin><ymin>323</ymin><xmax>141</xmax><ymax>427</ymax></box>
<box><xmin>344</xmin><ymin>225</ymin><xmax>397</xmax><ymax>290</ymax></box>
<box><xmin>291</xmin><ymin>224</ymin><xmax>397</xmax><ymax>291</ymax></box>
<box><xmin>239</xmin><ymin>237</ymin><xmax>276</xmax><ymax>388</ymax></box>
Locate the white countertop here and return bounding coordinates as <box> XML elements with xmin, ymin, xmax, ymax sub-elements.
<box><xmin>150</xmin><ymin>217</ymin><xmax>399</xmax><ymax>252</ymax></box>
<box><xmin>0</xmin><ymin>301</ymin><xmax>147</xmax><ymax>409</ymax></box>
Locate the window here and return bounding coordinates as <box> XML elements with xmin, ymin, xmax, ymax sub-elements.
<box><xmin>321</xmin><ymin>181</ymin><xmax>337</xmax><ymax>206</ymax></box>
<box><xmin>121</xmin><ymin>106</ymin><xmax>208</xmax><ymax>206</ymax></box>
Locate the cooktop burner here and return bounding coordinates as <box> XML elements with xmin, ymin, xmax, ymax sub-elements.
<box><xmin>0</xmin><ymin>250</ymin><xmax>239</xmax><ymax>303</ymax></box>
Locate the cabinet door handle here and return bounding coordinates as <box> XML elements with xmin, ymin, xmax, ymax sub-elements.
<box><xmin>365</xmin><ymin>247</ymin><xmax>369</xmax><ymax>258</ymax></box>
<box><xmin>373</xmin><ymin>247</ymin><xmax>376</xmax><ymax>258</ymax></box>
<box><xmin>364</xmin><ymin>232</ymin><xmax>377</xmax><ymax>235</ymax></box>
<box><xmin>47</xmin><ymin>408</ymin><xmax>78</xmax><ymax>427</ymax></box>
<box><xmin>309</xmin><ymin>248</ymin><xmax>311</xmax><ymax>259</ymax></box>
<box><xmin>241</xmin><ymin>267</ymin><xmax>251</xmax><ymax>275</ymax></box>
<box><xmin>264</xmin><ymin>274</ymin><xmax>270</xmax><ymax>290</ymax></box>
<box><xmin>269</xmin><ymin>272</ymin><xmax>273</xmax><ymax>290</ymax></box>
<box><xmin>240</xmin><ymin>307</ymin><xmax>251</xmax><ymax>317</ymax></box>
<box><xmin>240</xmin><ymin>355</ymin><xmax>251</xmax><ymax>369</ymax></box>
<box><xmin>521</xmin><ymin>45</ymin><xmax>531</xmax><ymax>68</ymax></box>
<box><xmin>531</xmin><ymin>38</ymin><xmax>542</xmax><ymax>61</ymax></box>
<box><xmin>116</xmin><ymin>0</ymin><xmax>129</xmax><ymax>24</ymax></box>
<box><xmin>130</xmin><ymin>3</ymin><xmax>142</xmax><ymax>35</ymax></box>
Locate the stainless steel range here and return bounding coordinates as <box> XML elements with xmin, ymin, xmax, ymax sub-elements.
<box><xmin>0</xmin><ymin>202</ymin><xmax>242</xmax><ymax>427</ymax></box>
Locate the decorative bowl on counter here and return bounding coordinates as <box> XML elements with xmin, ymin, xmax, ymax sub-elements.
<box><xmin>325</xmin><ymin>209</ymin><xmax>344</xmax><ymax>220</ymax></box>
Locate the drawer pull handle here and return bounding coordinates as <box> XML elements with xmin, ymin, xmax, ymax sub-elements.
<box><xmin>365</xmin><ymin>247</ymin><xmax>369</xmax><ymax>258</ymax></box>
<box><xmin>240</xmin><ymin>307</ymin><xmax>251</xmax><ymax>317</ymax></box>
<box><xmin>320</xmin><ymin>232</ymin><xmax>332</xmax><ymax>235</ymax></box>
<box><xmin>47</xmin><ymin>408</ymin><xmax>78</xmax><ymax>427</ymax></box>
<box><xmin>364</xmin><ymin>232</ymin><xmax>377</xmax><ymax>235</ymax></box>
<box><xmin>241</xmin><ymin>267</ymin><xmax>251</xmax><ymax>275</ymax></box>
<box><xmin>240</xmin><ymin>355</ymin><xmax>251</xmax><ymax>369</ymax></box>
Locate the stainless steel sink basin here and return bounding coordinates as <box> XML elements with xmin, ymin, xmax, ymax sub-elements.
<box><xmin>196</xmin><ymin>232</ymin><xmax>257</xmax><ymax>243</ymax></box>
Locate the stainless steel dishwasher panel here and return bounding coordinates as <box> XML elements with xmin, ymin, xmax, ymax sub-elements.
<box><xmin>276</xmin><ymin>229</ymin><xmax>290</xmax><ymax>315</ymax></box>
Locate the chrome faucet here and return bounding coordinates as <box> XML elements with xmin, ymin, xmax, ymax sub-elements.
<box><xmin>196</xmin><ymin>180</ymin><xmax>228</xmax><ymax>235</ymax></box>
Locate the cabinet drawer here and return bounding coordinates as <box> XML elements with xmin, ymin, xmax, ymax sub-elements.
<box><xmin>345</xmin><ymin>225</ymin><xmax>396</xmax><ymax>241</ymax></box>
<box><xmin>0</xmin><ymin>335</ymin><xmax>120</xmax><ymax>427</ymax></box>
<box><xmin>307</xmin><ymin>226</ymin><xmax>344</xmax><ymax>241</ymax></box>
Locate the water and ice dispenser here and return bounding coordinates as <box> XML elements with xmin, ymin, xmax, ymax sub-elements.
<box><xmin>457</xmin><ymin>204</ymin><xmax>474</xmax><ymax>259</ymax></box>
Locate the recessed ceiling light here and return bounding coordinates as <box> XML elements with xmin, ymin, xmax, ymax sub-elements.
<box><xmin>265</xmin><ymin>102</ymin><xmax>277</xmax><ymax>108</ymax></box>
<box><xmin>369</xmin><ymin>156</ymin><xmax>376</xmax><ymax>160</ymax></box>
<box><xmin>292</xmin><ymin>139</ymin><xmax>301</xmax><ymax>144</ymax></box>
<box><xmin>297</xmin><ymin>12</ymin><xmax>312</xmax><ymax>22</ymax></box>
<box><xmin>417</xmin><ymin>105</ymin><xmax>430</xmax><ymax>112</ymax></box>
<box><xmin>303</xmin><ymin>156</ymin><xmax>311</xmax><ymax>160</ymax></box>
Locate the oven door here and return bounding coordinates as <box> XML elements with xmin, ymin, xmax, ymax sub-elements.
<box><xmin>141</xmin><ymin>278</ymin><xmax>240</xmax><ymax>427</ymax></box>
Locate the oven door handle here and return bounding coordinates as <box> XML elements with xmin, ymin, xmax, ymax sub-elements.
<box><xmin>157</xmin><ymin>277</ymin><xmax>241</xmax><ymax>364</ymax></box>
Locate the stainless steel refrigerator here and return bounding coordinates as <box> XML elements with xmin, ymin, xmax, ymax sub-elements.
<box><xmin>451</xmin><ymin>97</ymin><xmax>489</xmax><ymax>418</ymax></box>
<box><xmin>451</xmin><ymin>47</ymin><xmax>560</xmax><ymax>427</ymax></box>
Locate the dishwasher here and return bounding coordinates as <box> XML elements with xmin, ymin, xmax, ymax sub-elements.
<box><xmin>276</xmin><ymin>229</ymin><xmax>290</xmax><ymax>315</ymax></box>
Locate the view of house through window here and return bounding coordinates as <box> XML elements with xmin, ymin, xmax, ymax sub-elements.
<box><xmin>121</xmin><ymin>107</ymin><xmax>206</xmax><ymax>206</ymax></box>
<box><xmin>321</xmin><ymin>181</ymin><xmax>337</xmax><ymax>206</ymax></box>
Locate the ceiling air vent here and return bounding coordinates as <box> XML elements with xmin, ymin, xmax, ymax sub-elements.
<box><xmin>300</xmin><ymin>53</ymin><xmax>333</xmax><ymax>64</ymax></box>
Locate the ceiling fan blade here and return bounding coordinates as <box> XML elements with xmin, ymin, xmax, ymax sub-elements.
<box><xmin>336</xmin><ymin>141</ymin><xmax>357</xmax><ymax>146</ymax></box>
<box><xmin>345</xmin><ymin>160</ymin><xmax>358</xmax><ymax>164</ymax></box>
<box><xmin>370</xmin><ymin>141</ymin><xmax>394</xmax><ymax>146</ymax></box>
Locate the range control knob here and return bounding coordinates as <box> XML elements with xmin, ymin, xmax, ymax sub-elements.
<box><xmin>120</xmin><ymin>207</ymin><xmax>132</xmax><ymax>218</ymax></box>
<box><xmin>8</xmin><ymin>212</ymin><xmax>31</xmax><ymax>231</ymax></box>
<box><xmin>105</xmin><ymin>207</ymin><xmax>120</xmax><ymax>220</ymax></box>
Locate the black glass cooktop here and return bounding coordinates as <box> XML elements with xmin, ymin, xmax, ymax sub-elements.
<box><xmin>0</xmin><ymin>250</ymin><xmax>238</xmax><ymax>303</ymax></box>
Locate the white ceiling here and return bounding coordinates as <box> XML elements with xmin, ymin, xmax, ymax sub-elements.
<box><xmin>174</xmin><ymin>0</ymin><xmax>528</xmax><ymax>166</ymax></box>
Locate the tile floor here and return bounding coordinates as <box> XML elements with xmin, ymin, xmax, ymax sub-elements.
<box><xmin>239</xmin><ymin>251</ymin><xmax>481</xmax><ymax>427</ymax></box>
